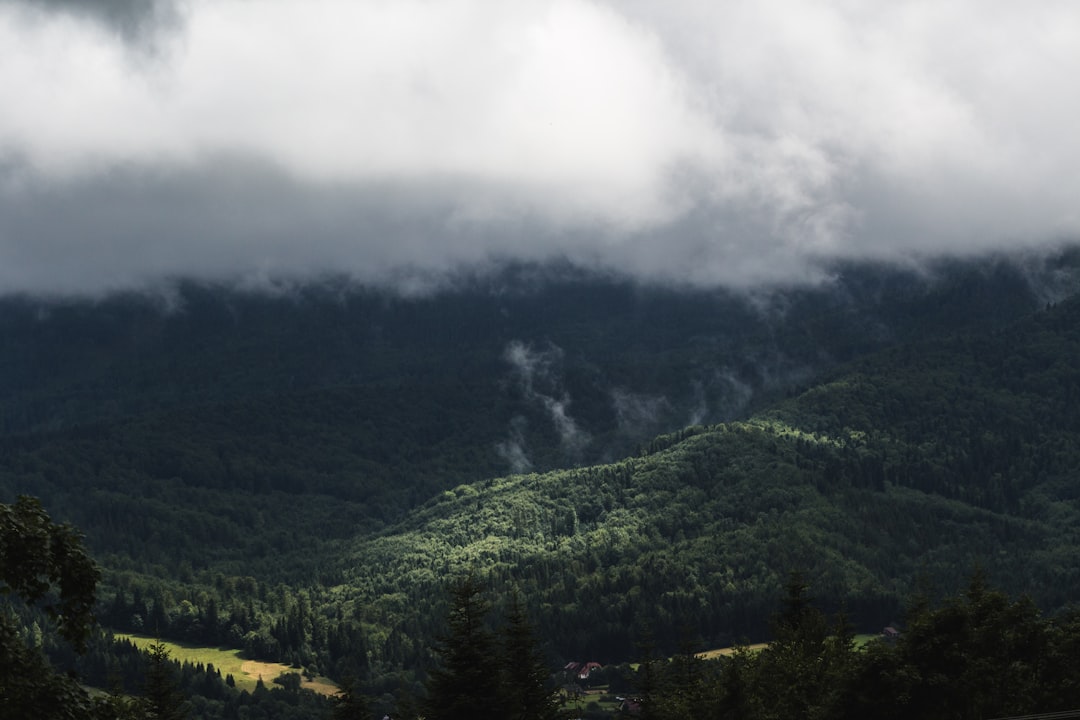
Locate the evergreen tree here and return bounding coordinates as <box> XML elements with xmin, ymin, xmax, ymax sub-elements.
<box><xmin>141</xmin><ymin>641</ymin><xmax>189</xmax><ymax>720</ymax></box>
<box><xmin>92</xmin><ymin>682</ymin><xmax>146</xmax><ymax>720</ymax></box>
<box><xmin>660</xmin><ymin>629</ymin><xmax>711</xmax><ymax>720</ymax></box>
<box><xmin>423</xmin><ymin>575</ymin><xmax>504</xmax><ymax>720</ymax></box>
<box><xmin>715</xmin><ymin>645</ymin><xmax>759</xmax><ymax>720</ymax></box>
<box><xmin>754</xmin><ymin>572</ymin><xmax>832</xmax><ymax>720</ymax></box>
<box><xmin>499</xmin><ymin>593</ymin><xmax>564</xmax><ymax>720</ymax></box>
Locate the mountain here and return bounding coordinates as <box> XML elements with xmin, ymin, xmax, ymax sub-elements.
<box><xmin>2</xmin><ymin>251</ymin><xmax>1080</xmax><ymax>688</ymax></box>
<box><xmin>3</xmin><ymin>254</ymin><xmax>1070</xmax><ymax>439</ymax></box>
<box><xmin>334</xmin><ymin>290</ymin><xmax>1080</xmax><ymax>673</ymax></box>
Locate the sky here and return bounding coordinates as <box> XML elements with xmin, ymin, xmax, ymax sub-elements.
<box><xmin>1</xmin><ymin>0</ymin><xmax>1078</xmax><ymax>296</ymax></box>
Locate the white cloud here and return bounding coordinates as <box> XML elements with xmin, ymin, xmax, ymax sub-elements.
<box><xmin>1</xmin><ymin>0</ymin><xmax>1078</xmax><ymax>294</ymax></box>
<box><xmin>0</xmin><ymin>0</ymin><xmax>719</xmax><ymax>227</ymax></box>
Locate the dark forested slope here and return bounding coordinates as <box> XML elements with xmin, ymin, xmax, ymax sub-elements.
<box><xmin>2</xmin><ymin>254</ymin><xmax>1080</xmax><ymax>684</ymax></box>
<box><xmin>1</xmin><ymin>254</ymin><xmax>1068</xmax><ymax>439</ymax></box>
<box><xmin>0</xmin><ymin>257</ymin><xmax>1070</xmax><ymax>584</ymax></box>
<box><xmin>323</xmin><ymin>292</ymin><xmax>1080</xmax><ymax>671</ymax></box>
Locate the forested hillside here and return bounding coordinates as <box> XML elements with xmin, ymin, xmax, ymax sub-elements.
<box><xmin>1</xmin><ymin>256</ymin><xmax>1069</xmax><ymax>549</ymax></box>
<box><xmin>3</xmin><ymin>253</ymin><xmax>1080</xmax><ymax>710</ymax></box>
<box><xmin>329</xmin><ymin>291</ymin><xmax>1080</xmax><ymax>678</ymax></box>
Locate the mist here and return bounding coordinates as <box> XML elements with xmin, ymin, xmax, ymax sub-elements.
<box><xmin>503</xmin><ymin>340</ymin><xmax>590</xmax><ymax>458</ymax></box>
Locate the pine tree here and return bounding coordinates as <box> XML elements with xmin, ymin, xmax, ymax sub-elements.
<box><xmin>500</xmin><ymin>593</ymin><xmax>564</xmax><ymax>720</ymax></box>
<box><xmin>755</xmin><ymin>572</ymin><xmax>830</xmax><ymax>720</ymax></box>
<box><xmin>142</xmin><ymin>641</ymin><xmax>189</xmax><ymax>720</ymax></box>
<box><xmin>423</xmin><ymin>575</ymin><xmax>505</xmax><ymax>720</ymax></box>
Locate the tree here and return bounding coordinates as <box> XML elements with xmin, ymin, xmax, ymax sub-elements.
<box><xmin>423</xmin><ymin>575</ymin><xmax>505</xmax><ymax>720</ymax></box>
<box><xmin>92</xmin><ymin>682</ymin><xmax>146</xmax><ymax>720</ymax></box>
<box><xmin>658</xmin><ymin>629</ymin><xmax>713</xmax><ymax>720</ymax></box>
<box><xmin>500</xmin><ymin>593</ymin><xmax>564</xmax><ymax>720</ymax></box>
<box><xmin>1</xmin><ymin>496</ymin><xmax>101</xmax><ymax>719</ymax></box>
<box><xmin>632</xmin><ymin>632</ymin><xmax>661</xmax><ymax>720</ymax></box>
<box><xmin>1</xmin><ymin>495</ymin><xmax>100</xmax><ymax>649</ymax></box>
<box><xmin>888</xmin><ymin>569</ymin><xmax>1055</xmax><ymax>720</ymax></box>
<box><xmin>752</xmin><ymin>572</ymin><xmax>836</xmax><ymax>720</ymax></box>
<box><xmin>332</xmin><ymin>676</ymin><xmax>373</xmax><ymax>720</ymax></box>
<box><xmin>141</xmin><ymin>641</ymin><xmax>189</xmax><ymax>720</ymax></box>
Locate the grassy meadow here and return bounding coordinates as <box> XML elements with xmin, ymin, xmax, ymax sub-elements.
<box><xmin>114</xmin><ymin>633</ymin><xmax>338</xmax><ymax>697</ymax></box>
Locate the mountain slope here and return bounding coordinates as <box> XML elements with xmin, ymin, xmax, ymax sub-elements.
<box><xmin>1</xmin><ymin>255</ymin><xmax>1066</xmax><ymax>441</ymax></box>
<box><xmin>2</xmin><ymin>254</ymin><xmax>1079</xmax><ymax>680</ymax></box>
<box><xmin>332</xmin><ymin>293</ymin><xmax>1080</xmax><ymax>668</ymax></box>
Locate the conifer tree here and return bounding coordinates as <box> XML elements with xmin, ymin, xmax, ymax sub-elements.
<box><xmin>755</xmin><ymin>572</ymin><xmax>831</xmax><ymax>719</ymax></box>
<box><xmin>142</xmin><ymin>641</ymin><xmax>189</xmax><ymax>720</ymax></box>
<box><xmin>500</xmin><ymin>593</ymin><xmax>564</xmax><ymax>720</ymax></box>
<box><xmin>423</xmin><ymin>575</ymin><xmax>504</xmax><ymax>720</ymax></box>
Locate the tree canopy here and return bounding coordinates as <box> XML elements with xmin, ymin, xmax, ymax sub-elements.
<box><xmin>1</xmin><ymin>495</ymin><xmax>101</xmax><ymax>718</ymax></box>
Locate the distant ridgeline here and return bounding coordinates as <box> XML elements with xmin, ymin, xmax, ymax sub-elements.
<box><xmin>2</xmin><ymin>252</ymin><xmax>1080</xmax><ymax>688</ymax></box>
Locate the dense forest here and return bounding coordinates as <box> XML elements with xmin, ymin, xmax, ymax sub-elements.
<box><xmin>9</xmin><ymin>496</ymin><xmax>1080</xmax><ymax>720</ymax></box>
<box><xmin>4</xmin><ymin>252</ymin><xmax>1080</xmax><ymax>717</ymax></box>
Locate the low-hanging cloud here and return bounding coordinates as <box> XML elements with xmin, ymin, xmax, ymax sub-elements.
<box><xmin>610</xmin><ymin>388</ymin><xmax>670</xmax><ymax>438</ymax></box>
<box><xmin>503</xmin><ymin>340</ymin><xmax>590</xmax><ymax>457</ymax></box>
<box><xmin>495</xmin><ymin>415</ymin><xmax>534</xmax><ymax>475</ymax></box>
<box><xmin>1</xmin><ymin>0</ymin><xmax>1078</xmax><ymax>295</ymax></box>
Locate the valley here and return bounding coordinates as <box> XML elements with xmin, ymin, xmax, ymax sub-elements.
<box><xmin>4</xmin><ymin>253</ymin><xmax>1080</xmax><ymax>717</ymax></box>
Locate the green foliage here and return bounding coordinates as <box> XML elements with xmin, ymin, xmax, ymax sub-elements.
<box><xmin>1</xmin><ymin>495</ymin><xmax>100</xmax><ymax>650</ymax></box>
<box><xmin>423</xmin><ymin>576</ymin><xmax>505</xmax><ymax>720</ymax></box>
<box><xmin>638</xmin><ymin>573</ymin><xmax>1080</xmax><ymax>720</ymax></box>
<box><xmin>1</xmin><ymin>496</ymin><xmax>336</xmax><ymax>720</ymax></box>
<box><xmin>331</xmin><ymin>676</ymin><xmax>373</xmax><ymax>720</ymax></box>
<box><xmin>142</xmin><ymin>641</ymin><xmax>190</xmax><ymax>720</ymax></box>
<box><xmin>421</xmin><ymin>578</ymin><xmax>564</xmax><ymax>720</ymax></box>
<box><xmin>1</xmin><ymin>496</ymin><xmax>102</xmax><ymax>719</ymax></box>
<box><xmin>500</xmin><ymin>593</ymin><xmax>566</xmax><ymax>720</ymax></box>
<box><xmin>37</xmin><ymin>277</ymin><xmax>1080</xmax><ymax>677</ymax></box>
<box><xmin>4</xmin><ymin>256</ymin><xmax>1080</xmax><ymax>711</ymax></box>
<box><xmin>322</xmin><ymin>290</ymin><xmax>1080</xmax><ymax>674</ymax></box>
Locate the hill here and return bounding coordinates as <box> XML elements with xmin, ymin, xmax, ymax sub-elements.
<box><xmin>334</xmin><ymin>292</ymin><xmax>1080</xmax><ymax>674</ymax></box>
<box><xmin>2</xmin><ymin>252</ymin><xmax>1080</xmax><ymax>689</ymax></box>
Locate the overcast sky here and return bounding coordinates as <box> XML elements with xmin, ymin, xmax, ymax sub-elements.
<box><xmin>1</xmin><ymin>0</ymin><xmax>1078</xmax><ymax>296</ymax></box>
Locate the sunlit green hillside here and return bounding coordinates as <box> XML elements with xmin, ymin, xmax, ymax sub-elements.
<box><xmin>3</xmin><ymin>256</ymin><xmax>1080</xmax><ymax>694</ymax></box>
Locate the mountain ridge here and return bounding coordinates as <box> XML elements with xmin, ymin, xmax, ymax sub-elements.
<box><xmin>332</xmin><ymin>291</ymin><xmax>1080</xmax><ymax>666</ymax></box>
<box><xmin>3</xmin><ymin>253</ymin><xmax>1080</xmax><ymax>685</ymax></box>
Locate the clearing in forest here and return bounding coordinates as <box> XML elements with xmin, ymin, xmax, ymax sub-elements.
<box><xmin>114</xmin><ymin>632</ymin><xmax>338</xmax><ymax>697</ymax></box>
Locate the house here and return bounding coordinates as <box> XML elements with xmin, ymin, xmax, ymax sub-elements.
<box><xmin>563</xmin><ymin>661</ymin><xmax>603</xmax><ymax>680</ymax></box>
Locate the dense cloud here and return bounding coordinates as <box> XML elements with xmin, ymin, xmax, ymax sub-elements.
<box><xmin>1</xmin><ymin>0</ymin><xmax>1078</xmax><ymax>295</ymax></box>
<box><xmin>0</xmin><ymin>0</ymin><xmax>181</xmax><ymax>44</ymax></box>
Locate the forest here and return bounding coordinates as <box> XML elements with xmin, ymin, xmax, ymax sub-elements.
<box><xmin>3</xmin><ymin>252</ymin><xmax>1080</xmax><ymax>717</ymax></box>
<box><xmin>8</xmin><ymin>498</ymin><xmax>1080</xmax><ymax>720</ymax></box>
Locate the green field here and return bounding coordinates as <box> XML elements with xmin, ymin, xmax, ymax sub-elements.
<box><xmin>697</xmin><ymin>634</ymin><xmax>879</xmax><ymax>661</ymax></box>
<box><xmin>114</xmin><ymin>633</ymin><xmax>338</xmax><ymax>697</ymax></box>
